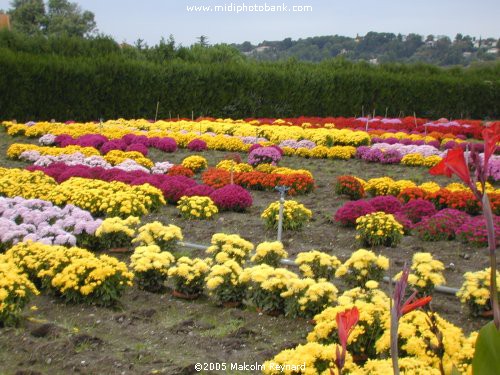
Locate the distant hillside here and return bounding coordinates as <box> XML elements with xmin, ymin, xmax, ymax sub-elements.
<box><xmin>232</xmin><ymin>32</ymin><xmax>499</xmax><ymax>66</ymax></box>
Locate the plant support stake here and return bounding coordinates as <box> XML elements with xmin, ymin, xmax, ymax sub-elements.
<box><xmin>275</xmin><ymin>186</ymin><xmax>290</xmax><ymax>242</ymax></box>
<box><xmin>155</xmin><ymin>101</ymin><xmax>160</xmax><ymax>122</ymax></box>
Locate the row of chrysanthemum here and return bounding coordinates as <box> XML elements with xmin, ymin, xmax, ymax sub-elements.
<box><xmin>2</xmin><ymin>236</ymin><xmax>494</xmax><ymax>374</ymax></box>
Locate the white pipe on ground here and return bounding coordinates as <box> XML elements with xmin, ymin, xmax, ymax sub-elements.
<box><xmin>176</xmin><ymin>241</ymin><xmax>459</xmax><ymax>295</ymax></box>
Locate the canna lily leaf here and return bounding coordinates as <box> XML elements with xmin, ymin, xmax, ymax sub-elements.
<box><xmin>472</xmin><ymin>321</ymin><xmax>500</xmax><ymax>375</ymax></box>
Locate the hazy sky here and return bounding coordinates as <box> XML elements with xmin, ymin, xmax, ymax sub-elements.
<box><xmin>1</xmin><ymin>0</ymin><xmax>499</xmax><ymax>46</ymax></box>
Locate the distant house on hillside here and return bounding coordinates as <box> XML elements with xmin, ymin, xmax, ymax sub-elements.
<box><xmin>486</xmin><ymin>48</ymin><xmax>499</xmax><ymax>55</ymax></box>
<box><xmin>254</xmin><ymin>46</ymin><xmax>271</xmax><ymax>53</ymax></box>
<box><xmin>0</xmin><ymin>13</ymin><xmax>11</xmax><ymax>30</ymax></box>
<box><xmin>243</xmin><ymin>45</ymin><xmax>271</xmax><ymax>56</ymax></box>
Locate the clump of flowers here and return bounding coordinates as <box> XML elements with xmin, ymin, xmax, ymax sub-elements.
<box><xmin>359</xmin><ymin>357</ymin><xmax>441</xmax><ymax>374</ymax></box>
<box><xmin>338</xmin><ymin>282</ymin><xmax>390</xmax><ymax>306</ymax></box>
<box><xmin>248</xmin><ymin>146</ymin><xmax>282</xmax><ymax>167</ymax></box>
<box><xmin>6</xmin><ymin>241</ymin><xmax>133</xmax><ymax>308</ymax></box>
<box><xmin>187</xmin><ymin>139</ymin><xmax>207</xmax><ymax>152</ymax></box>
<box><xmin>206</xmin><ymin>233</ymin><xmax>254</xmax><ymax>264</ymax></box>
<box><xmin>262</xmin><ymin>342</ymin><xmax>357</xmax><ymax>375</ymax></box>
<box><xmin>239</xmin><ymin>264</ymin><xmax>298</xmax><ymax>314</ymax></box>
<box><xmin>395</xmin><ymin>253</ymin><xmax>445</xmax><ymax>297</ymax></box>
<box><xmin>132</xmin><ymin>221</ymin><xmax>183</xmax><ymax>251</ymax></box>
<box><xmin>0</xmin><ymin>254</ymin><xmax>39</xmax><ymax>326</ymax></box>
<box><xmin>161</xmin><ymin>175</ymin><xmax>197</xmax><ymax>203</ymax></box>
<box><xmin>457</xmin><ymin>268</ymin><xmax>500</xmax><ymax>317</ymax></box>
<box><xmin>334</xmin><ymin>175</ymin><xmax>365</xmax><ymax>200</ymax></box>
<box><xmin>453</xmin><ymin>332</ymin><xmax>478</xmax><ymax>375</ymax></box>
<box><xmin>250</xmin><ymin>241</ymin><xmax>288</xmax><ymax>267</ymax></box>
<box><xmin>456</xmin><ymin>216</ymin><xmax>500</xmax><ymax>247</ymax></box>
<box><xmin>177</xmin><ymin>196</ymin><xmax>218</xmax><ymax>220</ymax></box>
<box><xmin>183</xmin><ymin>184</ymin><xmax>215</xmax><ymax>197</ymax></box>
<box><xmin>205</xmin><ymin>260</ymin><xmax>246</xmax><ymax>305</ymax></box>
<box><xmin>335</xmin><ymin>249</ymin><xmax>389</xmax><ymax>287</ymax></box>
<box><xmin>216</xmin><ymin>159</ymin><xmax>254</xmax><ymax>173</ymax></box>
<box><xmin>210</xmin><ymin>184</ymin><xmax>253</xmax><ymax>212</ymax></box>
<box><xmin>334</xmin><ymin>200</ymin><xmax>376</xmax><ymax>227</ymax></box>
<box><xmin>151</xmin><ymin>161</ymin><xmax>174</xmax><ymax>174</ymax></box>
<box><xmin>281</xmin><ymin>278</ymin><xmax>338</xmax><ymax>319</ymax></box>
<box><xmin>50</xmin><ymin>254</ymin><xmax>134</xmax><ymax>306</ymax></box>
<box><xmin>369</xmin><ymin>195</ymin><xmax>402</xmax><ymax>214</ymax></box>
<box><xmin>261</xmin><ymin>200</ymin><xmax>312</xmax><ymax>230</ymax></box>
<box><xmin>155</xmin><ymin>137</ymin><xmax>177</xmax><ymax>152</ymax></box>
<box><xmin>307</xmin><ymin>301</ymin><xmax>388</xmax><ymax>360</ymax></box>
<box><xmin>181</xmin><ymin>155</ymin><xmax>208</xmax><ymax>173</ymax></box>
<box><xmin>398</xmin><ymin>187</ymin><xmax>430</xmax><ymax>203</ymax></box>
<box><xmin>355</xmin><ymin>212</ymin><xmax>404</xmax><ymax>247</ymax></box>
<box><xmin>130</xmin><ymin>245</ymin><xmax>175</xmax><ymax>292</ymax></box>
<box><xmin>400</xmin><ymin>199</ymin><xmax>437</xmax><ymax>224</ymax></box>
<box><xmin>294</xmin><ymin>250</ymin><xmax>341</xmax><ymax>280</ymax></box>
<box><xmin>168</xmin><ymin>257</ymin><xmax>210</xmax><ymax>297</ymax></box>
<box><xmin>95</xmin><ymin>216</ymin><xmax>140</xmax><ymax>249</ymax></box>
<box><xmin>167</xmin><ymin>165</ymin><xmax>195</xmax><ymax>178</ymax></box>
<box><xmin>414</xmin><ymin>209</ymin><xmax>469</xmax><ymax>241</ymax></box>
<box><xmin>375</xmin><ymin>310</ymin><xmax>466</xmax><ymax>372</ymax></box>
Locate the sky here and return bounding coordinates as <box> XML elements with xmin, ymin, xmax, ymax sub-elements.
<box><xmin>1</xmin><ymin>0</ymin><xmax>499</xmax><ymax>46</ymax></box>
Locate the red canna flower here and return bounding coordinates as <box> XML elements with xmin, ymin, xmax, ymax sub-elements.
<box><xmin>336</xmin><ymin>306</ymin><xmax>359</xmax><ymax>349</ymax></box>
<box><xmin>482</xmin><ymin>124</ymin><xmax>500</xmax><ymax>172</ymax></box>
<box><xmin>430</xmin><ymin>148</ymin><xmax>472</xmax><ymax>186</ymax></box>
<box><xmin>400</xmin><ymin>293</ymin><xmax>432</xmax><ymax>315</ymax></box>
<box><xmin>333</xmin><ymin>306</ymin><xmax>359</xmax><ymax>375</ymax></box>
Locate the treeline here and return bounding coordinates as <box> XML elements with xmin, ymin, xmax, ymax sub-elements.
<box><xmin>0</xmin><ymin>31</ymin><xmax>498</xmax><ymax>121</ymax></box>
<box><xmin>235</xmin><ymin>32</ymin><xmax>500</xmax><ymax>66</ymax></box>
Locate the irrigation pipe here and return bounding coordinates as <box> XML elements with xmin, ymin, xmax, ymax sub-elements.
<box><xmin>176</xmin><ymin>241</ymin><xmax>459</xmax><ymax>295</ymax></box>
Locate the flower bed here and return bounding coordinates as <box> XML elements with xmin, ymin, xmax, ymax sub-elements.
<box><xmin>202</xmin><ymin>168</ymin><xmax>315</xmax><ymax>195</ymax></box>
<box><xmin>5</xmin><ymin>241</ymin><xmax>133</xmax><ymax>306</ymax></box>
<box><xmin>0</xmin><ymin>196</ymin><xmax>102</xmax><ymax>251</ymax></box>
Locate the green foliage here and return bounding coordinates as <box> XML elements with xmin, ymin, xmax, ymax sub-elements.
<box><xmin>234</xmin><ymin>32</ymin><xmax>498</xmax><ymax>67</ymax></box>
<box><xmin>45</xmin><ymin>0</ymin><xmax>96</xmax><ymax>37</ymax></box>
<box><xmin>8</xmin><ymin>0</ymin><xmax>46</xmax><ymax>36</ymax></box>
<box><xmin>472</xmin><ymin>321</ymin><xmax>500</xmax><ymax>375</ymax></box>
<box><xmin>7</xmin><ymin>0</ymin><xmax>96</xmax><ymax>37</ymax></box>
<box><xmin>0</xmin><ymin>29</ymin><xmax>498</xmax><ymax>121</ymax></box>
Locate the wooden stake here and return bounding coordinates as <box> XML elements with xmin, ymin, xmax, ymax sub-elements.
<box><xmin>155</xmin><ymin>101</ymin><xmax>160</xmax><ymax>122</ymax></box>
<box><xmin>385</xmin><ymin>107</ymin><xmax>388</xmax><ymax>118</ymax></box>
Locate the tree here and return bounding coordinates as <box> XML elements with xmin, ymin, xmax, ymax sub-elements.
<box><xmin>8</xmin><ymin>0</ymin><xmax>96</xmax><ymax>37</ymax></box>
<box><xmin>239</xmin><ymin>41</ymin><xmax>253</xmax><ymax>53</ymax></box>
<box><xmin>134</xmin><ymin>38</ymin><xmax>146</xmax><ymax>50</ymax></box>
<box><xmin>8</xmin><ymin>0</ymin><xmax>46</xmax><ymax>35</ymax></box>
<box><xmin>197</xmin><ymin>35</ymin><xmax>209</xmax><ymax>47</ymax></box>
<box><xmin>45</xmin><ymin>0</ymin><xmax>96</xmax><ymax>37</ymax></box>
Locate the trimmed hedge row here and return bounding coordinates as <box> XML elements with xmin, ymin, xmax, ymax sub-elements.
<box><xmin>0</xmin><ymin>48</ymin><xmax>498</xmax><ymax>121</ymax></box>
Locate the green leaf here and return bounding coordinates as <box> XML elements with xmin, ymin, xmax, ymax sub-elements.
<box><xmin>472</xmin><ymin>321</ymin><xmax>500</xmax><ymax>375</ymax></box>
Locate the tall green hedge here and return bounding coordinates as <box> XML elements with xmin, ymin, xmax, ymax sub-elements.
<box><xmin>0</xmin><ymin>48</ymin><xmax>498</xmax><ymax>121</ymax></box>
